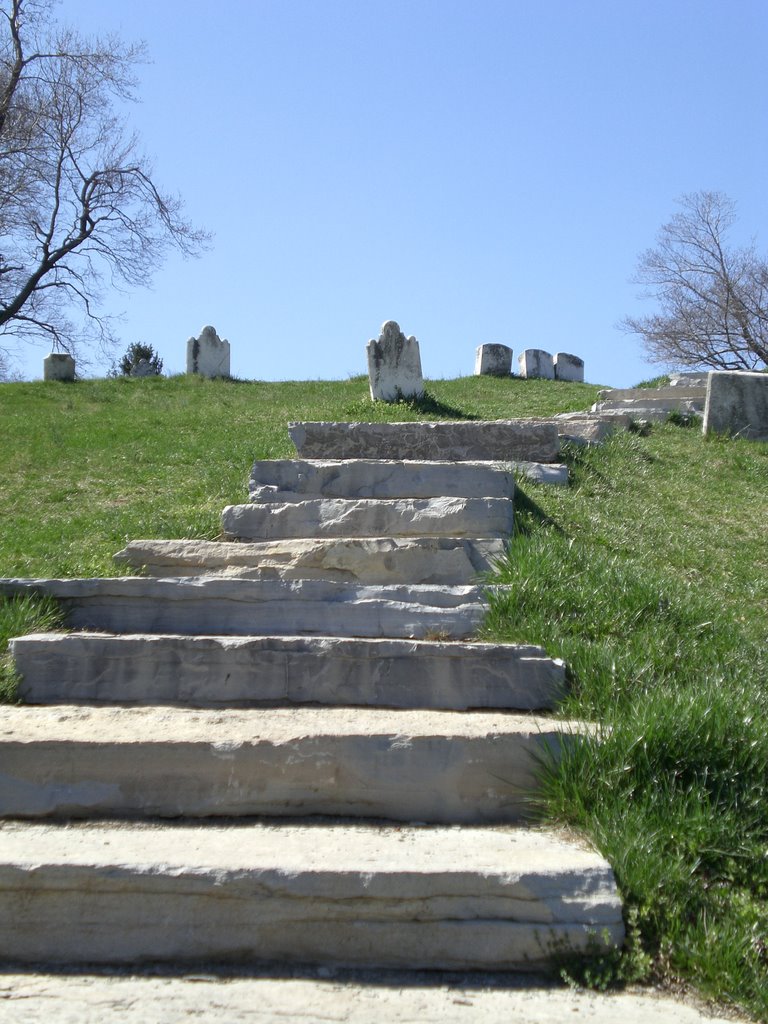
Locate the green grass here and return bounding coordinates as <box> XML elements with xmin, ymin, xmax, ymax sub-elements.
<box><xmin>483</xmin><ymin>428</ymin><xmax>768</xmax><ymax>1018</ymax></box>
<box><xmin>1</xmin><ymin>372</ymin><xmax>767</xmax><ymax>1018</ymax></box>
<box><xmin>0</xmin><ymin>373</ymin><xmax>601</xmax><ymax>577</ymax></box>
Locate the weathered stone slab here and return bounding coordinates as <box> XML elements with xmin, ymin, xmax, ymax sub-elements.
<box><xmin>186</xmin><ymin>325</ymin><xmax>230</xmax><ymax>378</ymax></box>
<box><xmin>113</xmin><ymin>537</ymin><xmax>504</xmax><ymax>585</ymax></box>
<box><xmin>0</xmin><ymin>705</ymin><xmax>581</xmax><ymax>822</ymax></box>
<box><xmin>595</xmin><ymin>398</ymin><xmax>700</xmax><ymax>416</ymax></box>
<box><xmin>289</xmin><ymin>421</ymin><xmax>561</xmax><ymax>463</ymax></box>
<box><xmin>249</xmin><ymin>459</ymin><xmax>516</xmax><ymax>501</ymax></box>
<box><xmin>669</xmin><ymin>370</ymin><xmax>711</xmax><ymax>387</ymax></box>
<box><xmin>366</xmin><ymin>321</ymin><xmax>424</xmax><ymax>401</ymax></box>
<box><xmin>518</xmin><ymin>350</ymin><xmax>554</xmax><ymax>379</ymax></box>
<box><xmin>12</xmin><ymin>633</ymin><xmax>565</xmax><ymax>710</ymax></box>
<box><xmin>595</xmin><ymin>385</ymin><xmax>706</xmax><ymax>403</ymax></box>
<box><xmin>521</xmin><ymin>462</ymin><xmax>569</xmax><ymax>485</ymax></box>
<box><xmin>0</xmin><ymin>821</ymin><xmax>623</xmax><ymax>967</ymax></box>
<box><xmin>553</xmin><ymin>353</ymin><xmax>584</xmax><ymax>383</ymax></box>
<box><xmin>43</xmin><ymin>353</ymin><xmax>75</xmax><ymax>382</ymax></box>
<box><xmin>475</xmin><ymin>344</ymin><xmax>513</xmax><ymax>376</ymax></box>
<box><xmin>548</xmin><ymin>414</ymin><xmax>620</xmax><ymax>445</ymax></box>
<box><xmin>221</xmin><ymin>496</ymin><xmax>514</xmax><ymax>542</ymax></box>
<box><xmin>703</xmin><ymin>370</ymin><xmax>768</xmax><ymax>439</ymax></box>
<box><xmin>0</xmin><ymin>578</ymin><xmax>488</xmax><ymax>639</ymax></box>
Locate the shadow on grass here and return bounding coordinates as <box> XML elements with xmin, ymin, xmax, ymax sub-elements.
<box><xmin>513</xmin><ymin>487</ymin><xmax>566</xmax><ymax>536</ymax></box>
<box><xmin>343</xmin><ymin>389</ymin><xmax>480</xmax><ymax>421</ymax></box>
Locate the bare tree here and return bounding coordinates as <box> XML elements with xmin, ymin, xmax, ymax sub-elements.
<box><xmin>0</xmin><ymin>0</ymin><xmax>207</xmax><ymax>362</ymax></box>
<box><xmin>622</xmin><ymin>191</ymin><xmax>768</xmax><ymax>371</ymax></box>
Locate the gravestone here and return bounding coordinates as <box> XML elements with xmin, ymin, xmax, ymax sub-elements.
<box><xmin>518</xmin><ymin>349</ymin><xmax>554</xmax><ymax>379</ymax></box>
<box><xmin>702</xmin><ymin>370</ymin><xmax>768</xmax><ymax>440</ymax></box>
<box><xmin>186</xmin><ymin>326</ymin><xmax>230</xmax><ymax>378</ymax></box>
<box><xmin>475</xmin><ymin>344</ymin><xmax>513</xmax><ymax>376</ymax></box>
<box><xmin>554</xmin><ymin>353</ymin><xmax>584</xmax><ymax>382</ymax></box>
<box><xmin>366</xmin><ymin>321</ymin><xmax>424</xmax><ymax>401</ymax></box>
<box><xmin>43</xmin><ymin>353</ymin><xmax>75</xmax><ymax>382</ymax></box>
<box><xmin>131</xmin><ymin>358</ymin><xmax>154</xmax><ymax>378</ymax></box>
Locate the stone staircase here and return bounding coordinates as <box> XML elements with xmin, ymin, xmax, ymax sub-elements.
<box><xmin>590</xmin><ymin>382</ymin><xmax>708</xmax><ymax>421</ymax></box>
<box><xmin>0</xmin><ymin>419</ymin><xmax>624</xmax><ymax>970</ymax></box>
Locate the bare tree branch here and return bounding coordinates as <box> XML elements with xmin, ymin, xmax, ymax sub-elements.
<box><xmin>0</xmin><ymin>0</ymin><xmax>209</xmax><ymax>359</ymax></box>
<box><xmin>621</xmin><ymin>192</ymin><xmax>768</xmax><ymax>372</ymax></box>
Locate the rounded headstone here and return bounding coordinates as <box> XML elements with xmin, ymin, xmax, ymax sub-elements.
<box><xmin>43</xmin><ymin>353</ymin><xmax>75</xmax><ymax>382</ymax></box>
<box><xmin>131</xmin><ymin>358</ymin><xmax>154</xmax><ymax>378</ymax></box>
<box><xmin>475</xmin><ymin>344</ymin><xmax>513</xmax><ymax>376</ymax></box>
<box><xmin>186</xmin><ymin>325</ymin><xmax>231</xmax><ymax>378</ymax></box>
<box><xmin>553</xmin><ymin>353</ymin><xmax>585</xmax><ymax>383</ymax></box>
<box><xmin>366</xmin><ymin>321</ymin><xmax>424</xmax><ymax>402</ymax></box>
<box><xmin>518</xmin><ymin>349</ymin><xmax>554</xmax><ymax>380</ymax></box>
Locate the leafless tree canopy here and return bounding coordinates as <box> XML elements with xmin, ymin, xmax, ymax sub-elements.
<box><xmin>0</xmin><ymin>0</ymin><xmax>207</xmax><ymax>359</ymax></box>
<box><xmin>622</xmin><ymin>191</ymin><xmax>768</xmax><ymax>371</ymax></box>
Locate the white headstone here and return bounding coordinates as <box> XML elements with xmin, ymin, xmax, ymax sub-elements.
<box><xmin>186</xmin><ymin>325</ymin><xmax>230</xmax><ymax>378</ymax></box>
<box><xmin>131</xmin><ymin>358</ymin><xmax>154</xmax><ymax>378</ymax></box>
<box><xmin>366</xmin><ymin>321</ymin><xmax>424</xmax><ymax>401</ymax></box>
<box><xmin>518</xmin><ymin>349</ymin><xmax>554</xmax><ymax>379</ymax></box>
<box><xmin>43</xmin><ymin>353</ymin><xmax>75</xmax><ymax>382</ymax></box>
<box><xmin>554</xmin><ymin>353</ymin><xmax>584</xmax><ymax>382</ymax></box>
<box><xmin>475</xmin><ymin>344</ymin><xmax>513</xmax><ymax>376</ymax></box>
<box><xmin>702</xmin><ymin>370</ymin><xmax>768</xmax><ymax>439</ymax></box>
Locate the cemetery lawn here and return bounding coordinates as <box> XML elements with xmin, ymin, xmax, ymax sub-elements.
<box><xmin>1</xmin><ymin>372</ymin><xmax>767</xmax><ymax>1019</ymax></box>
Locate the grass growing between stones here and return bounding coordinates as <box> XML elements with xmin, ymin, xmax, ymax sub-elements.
<box><xmin>2</xmin><ymin>373</ymin><xmax>767</xmax><ymax>1016</ymax></box>
<box><xmin>482</xmin><ymin>427</ymin><xmax>768</xmax><ymax>1019</ymax></box>
<box><xmin>0</xmin><ymin>370</ymin><xmax>599</xmax><ymax>689</ymax></box>
<box><xmin>0</xmin><ymin>594</ymin><xmax>64</xmax><ymax>701</ymax></box>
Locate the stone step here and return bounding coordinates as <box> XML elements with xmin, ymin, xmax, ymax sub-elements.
<box><xmin>221</xmin><ymin>497</ymin><xmax>514</xmax><ymax>542</ymax></box>
<box><xmin>596</xmin><ymin>385</ymin><xmax>707</xmax><ymax>402</ymax></box>
<box><xmin>11</xmin><ymin>633</ymin><xmax>565</xmax><ymax>710</ymax></box>
<box><xmin>547</xmin><ymin>413</ymin><xmax>622</xmax><ymax>445</ymax></box>
<box><xmin>593</xmin><ymin>397</ymin><xmax>702</xmax><ymax>413</ymax></box>
<box><xmin>113</xmin><ymin>537</ymin><xmax>506</xmax><ymax>584</ymax></box>
<box><xmin>289</xmin><ymin>420</ymin><xmax>561</xmax><ymax>463</ymax></box>
<box><xmin>669</xmin><ymin>371</ymin><xmax>711</xmax><ymax>387</ymax></box>
<box><xmin>591</xmin><ymin>404</ymin><xmax>703</xmax><ymax>422</ymax></box>
<box><xmin>0</xmin><ymin>820</ymin><xmax>624</xmax><ymax>968</ymax></box>
<box><xmin>248</xmin><ymin>458</ymin><xmax>518</xmax><ymax>501</ymax></box>
<box><xmin>249</xmin><ymin>457</ymin><xmax>569</xmax><ymax>496</ymax></box>
<box><xmin>0</xmin><ymin>578</ymin><xmax>488</xmax><ymax>639</ymax></box>
<box><xmin>0</xmin><ymin>705</ymin><xmax>579</xmax><ymax>823</ymax></box>
<box><xmin>249</xmin><ymin>458</ymin><xmax>568</xmax><ymax>494</ymax></box>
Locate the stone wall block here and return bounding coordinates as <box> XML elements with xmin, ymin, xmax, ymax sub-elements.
<box><xmin>703</xmin><ymin>370</ymin><xmax>768</xmax><ymax>439</ymax></box>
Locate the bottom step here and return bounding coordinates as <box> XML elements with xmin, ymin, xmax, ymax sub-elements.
<box><xmin>0</xmin><ymin>821</ymin><xmax>624</xmax><ymax>969</ymax></box>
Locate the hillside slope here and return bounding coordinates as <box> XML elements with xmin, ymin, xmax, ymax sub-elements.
<box><xmin>1</xmin><ymin>373</ymin><xmax>767</xmax><ymax>1019</ymax></box>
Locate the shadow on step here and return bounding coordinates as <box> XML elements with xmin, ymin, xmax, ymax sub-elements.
<box><xmin>0</xmin><ymin>960</ymin><xmax>561</xmax><ymax>989</ymax></box>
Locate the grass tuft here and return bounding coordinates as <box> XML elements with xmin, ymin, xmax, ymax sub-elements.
<box><xmin>0</xmin><ymin>594</ymin><xmax>65</xmax><ymax>701</ymax></box>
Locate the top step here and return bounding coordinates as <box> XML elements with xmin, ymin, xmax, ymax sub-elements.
<box><xmin>595</xmin><ymin>385</ymin><xmax>706</xmax><ymax>403</ymax></box>
<box><xmin>289</xmin><ymin>421</ymin><xmax>560</xmax><ymax>463</ymax></box>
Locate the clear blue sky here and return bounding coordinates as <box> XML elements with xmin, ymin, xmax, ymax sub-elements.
<box><xmin>11</xmin><ymin>0</ymin><xmax>768</xmax><ymax>386</ymax></box>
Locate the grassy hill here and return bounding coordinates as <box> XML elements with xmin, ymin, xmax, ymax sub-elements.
<box><xmin>1</xmin><ymin>373</ymin><xmax>767</xmax><ymax>1019</ymax></box>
